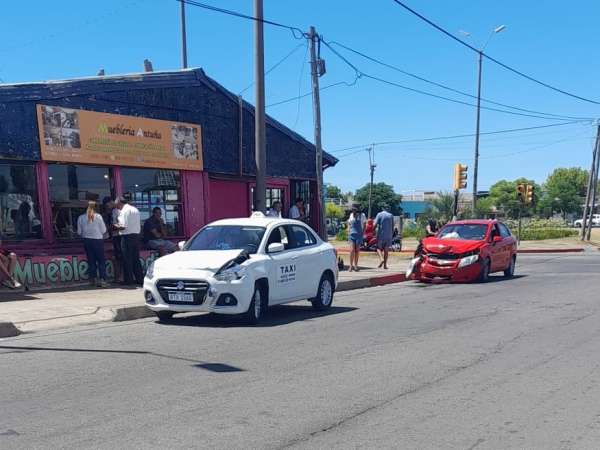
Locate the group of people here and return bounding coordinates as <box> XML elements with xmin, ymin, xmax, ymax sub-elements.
<box><xmin>266</xmin><ymin>198</ymin><xmax>308</xmax><ymax>222</ymax></box>
<box><xmin>347</xmin><ymin>204</ymin><xmax>395</xmax><ymax>272</ymax></box>
<box><xmin>79</xmin><ymin>194</ymin><xmax>177</xmax><ymax>288</ymax></box>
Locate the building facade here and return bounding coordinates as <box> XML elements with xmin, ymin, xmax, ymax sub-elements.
<box><xmin>0</xmin><ymin>69</ymin><xmax>337</xmax><ymax>287</ymax></box>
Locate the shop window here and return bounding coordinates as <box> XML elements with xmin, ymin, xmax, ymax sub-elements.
<box><xmin>0</xmin><ymin>162</ymin><xmax>42</xmax><ymax>240</ymax></box>
<box><xmin>48</xmin><ymin>164</ymin><xmax>113</xmax><ymax>239</ymax></box>
<box><xmin>121</xmin><ymin>168</ymin><xmax>182</xmax><ymax>236</ymax></box>
<box><xmin>250</xmin><ymin>187</ymin><xmax>284</xmax><ymax>211</ymax></box>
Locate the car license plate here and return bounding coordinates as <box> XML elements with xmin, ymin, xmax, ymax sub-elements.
<box><xmin>168</xmin><ymin>291</ymin><xmax>194</xmax><ymax>302</ymax></box>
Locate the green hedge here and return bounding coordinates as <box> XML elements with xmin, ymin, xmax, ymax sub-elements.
<box><xmin>336</xmin><ymin>228</ymin><xmax>348</xmax><ymax>241</ymax></box>
<box><xmin>519</xmin><ymin>228</ymin><xmax>577</xmax><ymax>241</ymax></box>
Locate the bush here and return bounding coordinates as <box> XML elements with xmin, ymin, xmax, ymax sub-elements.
<box><xmin>336</xmin><ymin>228</ymin><xmax>347</xmax><ymax>241</ymax></box>
<box><xmin>402</xmin><ymin>225</ymin><xmax>425</xmax><ymax>239</ymax></box>
<box><xmin>519</xmin><ymin>228</ymin><xmax>577</xmax><ymax>241</ymax></box>
<box><xmin>503</xmin><ymin>218</ymin><xmax>575</xmax><ymax>240</ymax></box>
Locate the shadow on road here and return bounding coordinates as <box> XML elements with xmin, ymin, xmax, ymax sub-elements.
<box><xmin>158</xmin><ymin>304</ymin><xmax>358</xmax><ymax>328</ymax></box>
<box><xmin>0</xmin><ymin>345</ymin><xmax>245</xmax><ymax>373</ymax></box>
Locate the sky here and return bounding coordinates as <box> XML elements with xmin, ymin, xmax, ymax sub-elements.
<box><xmin>2</xmin><ymin>0</ymin><xmax>599</xmax><ymax>195</ymax></box>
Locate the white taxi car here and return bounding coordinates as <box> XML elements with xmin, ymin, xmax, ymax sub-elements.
<box><xmin>143</xmin><ymin>213</ymin><xmax>338</xmax><ymax>324</ymax></box>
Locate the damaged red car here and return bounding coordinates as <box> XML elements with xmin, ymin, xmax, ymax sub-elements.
<box><xmin>411</xmin><ymin>220</ymin><xmax>517</xmax><ymax>283</ymax></box>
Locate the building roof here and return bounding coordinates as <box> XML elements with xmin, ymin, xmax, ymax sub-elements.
<box><xmin>0</xmin><ymin>68</ymin><xmax>338</xmax><ymax>168</ymax></box>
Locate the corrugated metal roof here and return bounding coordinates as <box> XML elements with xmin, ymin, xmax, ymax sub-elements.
<box><xmin>0</xmin><ymin>68</ymin><xmax>338</xmax><ymax>167</ymax></box>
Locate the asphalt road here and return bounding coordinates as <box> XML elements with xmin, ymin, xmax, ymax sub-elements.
<box><xmin>1</xmin><ymin>252</ymin><xmax>600</xmax><ymax>450</ymax></box>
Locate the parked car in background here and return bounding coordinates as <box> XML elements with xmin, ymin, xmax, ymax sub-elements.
<box><xmin>410</xmin><ymin>219</ymin><xmax>517</xmax><ymax>283</ymax></box>
<box><xmin>144</xmin><ymin>213</ymin><xmax>338</xmax><ymax>324</ymax></box>
<box><xmin>574</xmin><ymin>214</ymin><xmax>600</xmax><ymax>228</ymax></box>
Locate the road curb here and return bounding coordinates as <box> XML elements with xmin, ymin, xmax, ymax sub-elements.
<box><xmin>337</xmin><ymin>273</ymin><xmax>407</xmax><ymax>292</ymax></box>
<box><xmin>112</xmin><ymin>305</ymin><xmax>155</xmax><ymax>322</ymax></box>
<box><xmin>0</xmin><ymin>321</ymin><xmax>21</xmax><ymax>338</ymax></box>
<box><xmin>517</xmin><ymin>248</ymin><xmax>584</xmax><ymax>253</ymax></box>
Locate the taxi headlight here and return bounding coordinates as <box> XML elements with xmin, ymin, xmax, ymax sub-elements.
<box><xmin>145</xmin><ymin>261</ymin><xmax>155</xmax><ymax>279</ymax></box>
<box><xmin>458</xmin><ymin>254</ymin><xmax>479</xmax><ymax>268</ymax></box>
<box><xmin>215</xmin><ymin>265</ymin><xmax>247</xmax><ymax>282</ymax></box>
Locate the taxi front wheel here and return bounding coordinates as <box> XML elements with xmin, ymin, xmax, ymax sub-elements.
<box><xmin>311</xmin><ymin>273</ymin><xmax>334</xmax><ymax>311</ymax></box>
<box><xmin>245</xmin><ymin>284</ymin><xmax>267</xmax><ymax>325</ymax></box>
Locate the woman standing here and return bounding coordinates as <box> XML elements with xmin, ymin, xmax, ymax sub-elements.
<box><xmin>347</xmin><ymin>205</ymin><xmax>367</xmax><ymax>272</ymax></box>
<box><xmin>77</xmin><ymin>201</ymin><xmax>108</xmax><ymax>287</ymax></box>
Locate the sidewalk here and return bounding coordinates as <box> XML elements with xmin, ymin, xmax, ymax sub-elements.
<box><xmin>0</xmin><ymin>257</ymin><xmax>409</xmax><ymax>337</ymax></box>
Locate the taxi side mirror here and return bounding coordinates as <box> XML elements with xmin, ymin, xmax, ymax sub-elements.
<box><xmin>268</xmin><ymin>242</ymin><xmax>285</xmax><ymax>253</ymax></box>
<box><xmin>492</xmin><ymin>235</ymin><xmax>502</xmax><ymax>243</ymax></box>
<box><xmin>178</xmin><ymin>241</ymin><xmax>186</xmax><ymax>250</ymax></box>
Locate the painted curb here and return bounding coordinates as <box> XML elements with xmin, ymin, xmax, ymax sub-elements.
<box><xmin>337</xmin><ymin>278</ymin><xmax>371</xmax><ymax>292</ymax></box>
<box><xmin>112</xmin><ymin>305</ymin><xmax>155</xmax><ymax>322</ymax></box>
<box><xmin>517</xmin><ymin>248</ymin><xmax>584</xmax><ymax>254</ymax></box>
<box><xmin>0</xmin><ymin>321</ymin><xmax>21</xmax><ymax>338</ymax></box>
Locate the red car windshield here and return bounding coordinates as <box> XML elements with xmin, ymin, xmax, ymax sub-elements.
<box><xmin>438</xmin><ymin>224</ymin><xmax>488</xmax><ymax>241</ymax></box>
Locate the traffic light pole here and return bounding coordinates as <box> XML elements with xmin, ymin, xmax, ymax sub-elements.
<box><xmin>452</xmin><ymin>189</ymin><xmax>459</xmax><ymax>219</ymax></box>
<box><xmin>586</xmin><ymin>131</ymin><xmax>600</xmax><ymax>240</ymax></box>
<box><xmin>581</xmin><ymin>125</ymin><xmax>600</xmax><ymax>240</ymax></box>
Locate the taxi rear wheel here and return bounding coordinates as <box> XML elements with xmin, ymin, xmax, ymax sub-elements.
<box><xmin>311</xmin><ymin>273</ymin><xmax>334</xmax><ymax>311</ymax></box>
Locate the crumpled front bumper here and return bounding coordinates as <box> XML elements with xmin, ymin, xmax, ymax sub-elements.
<box><xmin>418</xmin><ymin>257</ymin><xmax>482</xmax><ymax>283</ymax></box>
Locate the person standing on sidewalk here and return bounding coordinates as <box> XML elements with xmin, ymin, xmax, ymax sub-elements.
<box><xmin>347</xmin><ymin>205</ymin><xmax>366</xmax><ymax>272</ymax></box>
<box><xmin>77</xmin><ymin>201</ymin><xmax>108</xmax><ymax>287</ymax></box>
<box><xmin>115</xmin><ymin>194</ymin><xmax>143</xmax><ymax>286</ymax></box>
<box><xmin>102</xmin><ymin>197</ymin><xmax>123</xmax><ymax>284</ymax></box>
<box><xmin>374</xmin><ymin>204</ymin><xmax>394</xmax><ymax>269</ymax></box>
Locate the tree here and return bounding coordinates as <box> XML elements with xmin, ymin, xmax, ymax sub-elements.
<box><xmin>325</xmin><ymin>202</ymin><xmax>344</xmax><ymax>220</ymax></box>
<box><xmin>428</xmin><ymin>191</ymin><xmax>455</xmax><ymax>223</ymax></box>
<box><xmin>487</xmin><ymin>178</ymin><xmax>539</xmax><ymax>219</ymax></box>
<box><xmin>354</xmin><ymin>182</ymin><xmax>402</xmax><ymax>217</ymax></box>
<box><xmin>538</xmin><ymin>167</ymin><xmax>588</xmax><ymax>219</ymax></box>
<box><xmin>326</xmin><ymin>184</ymin><xmax>343</xmax><ymax>200</ymax></box>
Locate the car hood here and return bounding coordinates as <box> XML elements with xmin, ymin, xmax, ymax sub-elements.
<box><xmin>153</xmin><ymin>250</ymin><xmax>245</xmax><ymax>272</ymax></box>
<box><xmin>422</xmin><ymin>238</ymin><xmax>483</xmax><ymax>255</ymax></box>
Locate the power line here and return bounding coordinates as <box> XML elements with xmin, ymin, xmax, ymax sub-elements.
<box><xmin>329</xmin><ymin>40</ymin><xmax>593</xmax><ymax>121</ymax></box>
<box><xmin>321</xmin><ymin>40</ymin><xmax>592</xmax><ymax>122</ymax></box>
<box><xmin>390</xmin><ymin>0</ymin><xmax>600</xmax><ymax>106</ymax></box>
<box><xmin>266</xmin><ymin>77</ymin><xmax>359</xmax><ymax>108</ymax></box>
<box><xmin>181</xmin><ymin>0</ymin><xmax>305</xmax><ymax>38</ymax></box>
<box><xmin>336</xmin><ymin>133</ymin><xmax>593</xmax><ymax>161</ymax></box>
<box><xmin>239</xmin><ymin>42</ymin><xmax>305</xmax><ymax>95</ymax></box>
<box><xmin>332</xmin><ymin>121</ymin><xmax>589</xmax><ymax>153</ymax></box>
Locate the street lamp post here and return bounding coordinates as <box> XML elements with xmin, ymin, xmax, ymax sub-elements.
<box><xmin>464</xmin><ymin>25</ymin><xmax>506</xmax><ymax>215</ymax></box>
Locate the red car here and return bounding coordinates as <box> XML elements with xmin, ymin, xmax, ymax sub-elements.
<box><xmin>414</xmin><ymin>219</ymin><xmax>517</xmax><ymax>283</ymax></box>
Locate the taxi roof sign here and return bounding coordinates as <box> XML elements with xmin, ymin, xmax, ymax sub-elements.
<box><xmin>250</xmin><ymin>211</ymin><xmax>266</xmax><ymax>219</ymax></box>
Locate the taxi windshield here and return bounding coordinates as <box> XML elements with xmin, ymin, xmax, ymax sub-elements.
<box><xmin>186</xmin><ymin>225</ymin><xmax>266</xmax><ymax>254</ymax></box>
<box><xmin>438</xmin><ymin>224</ymin><xmax>488</xmax><ymax>241</ymax></box>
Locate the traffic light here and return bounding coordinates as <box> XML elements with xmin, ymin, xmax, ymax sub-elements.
<box><xmin>517</xmin><ymin>183</ymin><xmax>526</xmax><ymax>203</ymax></box>
<box><xmin>453</xmin><ymin>163</ymin><xmax>468</xmax><ymax>190</ymax></box>
<box><xmin>525</xmin><ymin>184</ymin><xmax>535</xmax><ymax>205</ymax></box>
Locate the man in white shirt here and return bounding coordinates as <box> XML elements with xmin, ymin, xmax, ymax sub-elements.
<box><xmin>266</xmin><ymin>201</ymin><xmax>282</xmax><ymax>218</ymax></box>
<box><xmin>289</xmin><ymin>198</ymin><xmax>306</xmax><ymax>221</ymax></box>
<box><xmin>115</xmin><ymin>194</ymin><xmax>143</xmax><ymax>286</ymax></box>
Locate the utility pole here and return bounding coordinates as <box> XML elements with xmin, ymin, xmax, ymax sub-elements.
<box><xmin>367</xmin><ymin>146</ymin><xmax>376</xmax><ymax>219</ymax></box>
<box><xmin>581</xmin><ymin>124</ymin><xmax>600</xmax><ymax>240</ymax></box>
<box><xmin>253</xmin><ymin>0</ymin><xmax>266</xmax><ymax>213</ymax></box>
<box><xmin>472</xmin><ymin>50</ymin><xmax>483</xmax><ymax>215</ymax></box>
<box><xmin>180</xmin><ymin>0</ymin><xmax>188</xmax><ymax>69</ymax></box>
<box><xmin>586</xmin><ymin>125</ymin><xmax>600</xmax><ymax>240</ymax></box>
<box><xmin>308</xmin><ymin>26</ymin><xmax>326</xmax><ymax>240</ymax></box>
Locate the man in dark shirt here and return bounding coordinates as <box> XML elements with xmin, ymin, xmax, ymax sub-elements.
<box><xmin>143</xmin><ymin>207</ymin><xmax>177</xmax><ymax>256</ymax></box>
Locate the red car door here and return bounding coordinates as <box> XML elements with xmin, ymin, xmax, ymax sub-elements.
<box><xmin>488</xmin><ymin>223</ymin><xmax>505</xmax><ymax>272</ymax></box>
